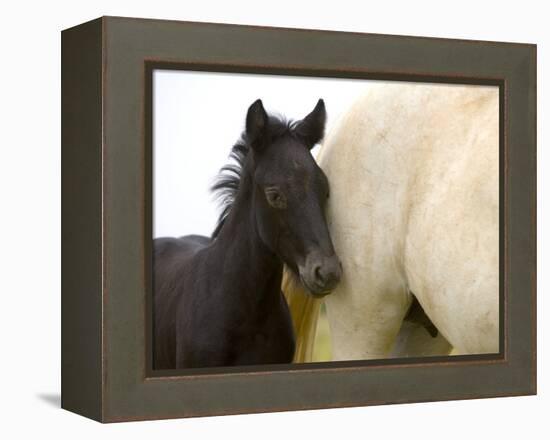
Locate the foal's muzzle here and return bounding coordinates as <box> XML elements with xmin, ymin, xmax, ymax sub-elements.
<box><xmin>299</xmin><ymin>252</ymin><xmax>342</xmax><ymax>297</ymax></box>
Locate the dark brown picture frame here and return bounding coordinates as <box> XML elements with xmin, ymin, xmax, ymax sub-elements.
<box><xmin>61</xmin><ymin>16</ymin><xmax>536</xmax><ymax>422</ymax></box>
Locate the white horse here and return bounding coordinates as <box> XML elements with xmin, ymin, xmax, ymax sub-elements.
<box><xmin>284</xmin><ymin>82</ymin><xmax>499</xmax><ymax>361</ymax></box>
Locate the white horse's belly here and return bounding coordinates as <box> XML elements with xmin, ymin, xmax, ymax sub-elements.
<box><xmin>320</xmin><ymin>83</ymin><xmax>499</xmax><ymax>359</ymax></box>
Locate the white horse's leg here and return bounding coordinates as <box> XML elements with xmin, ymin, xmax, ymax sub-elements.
<box><xmin>325</xmin><ymin>288</ymin><xmax>410</xmax><ymax>360</ymax></box>
<box><xmin>319</xmin><ymin>91</ymin><xmax>413</xmax><ymax>361</ymax></box>
<box><xmin>324</xmin><ymin>238</ymin><xmax>411</xmax><ymax>360</ymax></box>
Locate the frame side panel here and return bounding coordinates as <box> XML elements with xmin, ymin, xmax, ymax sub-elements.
<box><xmin>61</xmin><ymin>18</ymin><xmax>104</xmax><ymax>421</ymax></box>
<box><xmin>506</xmin><ymin>45</ymin><xmax>537</xmax><ymax>394</ymax></box>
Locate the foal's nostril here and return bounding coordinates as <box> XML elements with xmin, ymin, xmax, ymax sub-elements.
<box><xmin>305</xmin><ymin>256</ymin><xmax>342</xmax><ymax>294</ymax></box>
<box><xmin>313</xmin><ymin>262</ymin><xmax>340</xmax><ymax>288</ymax></box>
<box><xmin>314</xmin><ymin>265</ymin><xmax>324</xmax><ymax>284</ymax></box>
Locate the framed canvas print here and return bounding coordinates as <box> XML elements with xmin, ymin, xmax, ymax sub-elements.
<box><xmin>61</xmin><ymin>16</ymin><xmax>536</xmax><ymax>422</ymax></box>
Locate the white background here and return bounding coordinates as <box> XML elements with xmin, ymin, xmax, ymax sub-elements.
<box><xmin>154</xmin><ymin>70</ymin><xmax>378</xmax><ymax>238</ymax></box>
<box><xmin>153</xmin><ymin>74</ymin><xmax>495</xmax><ymax>238</ymax></box>
<box><xmin>1</xmin><ymin>0</ymin><xmax>547</xmax><ymax>438</ymax></box>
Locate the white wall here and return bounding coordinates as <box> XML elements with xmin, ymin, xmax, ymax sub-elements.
<box><xmin>1</xmin><ymin>0</ymin><xmax>547</xmax><ymax>439</ymax></box>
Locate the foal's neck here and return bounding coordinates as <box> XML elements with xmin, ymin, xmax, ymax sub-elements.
<box><xmin>213</xmin><ymin>188</ymin><xmax>282</xmax><ymax>302</ymax></box>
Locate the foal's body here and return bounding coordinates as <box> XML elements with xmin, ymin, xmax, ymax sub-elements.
<box><xmin>154</xmin><ymin>229</ymin><xmax>294</xmax><ymax>369</ymax></box>
<box><xmin>154</xmin><ymin>99</ymin><xmax>341</xmax><ymax>369</ymax></box>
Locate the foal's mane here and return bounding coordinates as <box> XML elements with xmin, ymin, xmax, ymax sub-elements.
<box><xmin>211</xmin><ymin>115</ymin><xmax>296</xmax><ymax>238</ymax></box>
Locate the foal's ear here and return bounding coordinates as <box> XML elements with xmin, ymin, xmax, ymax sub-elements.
<box><xmin>246</xmin><ymin>99</ymin><xmax>268</xmax><ymax>151</ymax></box>
<box><xmin>295</xmin><ymin>99</ymin><xmax>326</xmax><ymax>149</ymax></box>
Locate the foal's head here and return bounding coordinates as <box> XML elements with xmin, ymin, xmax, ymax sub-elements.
<box><xmin>214</xmin><ymin>99</ymin><xmax>341</xmax><ymax>297</ymax></box>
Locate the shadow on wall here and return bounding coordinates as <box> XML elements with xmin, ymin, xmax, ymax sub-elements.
<box><xmin>36</xmin><ymin>393</ymin><xmax>61</xmax><ymax>408</ymax></box>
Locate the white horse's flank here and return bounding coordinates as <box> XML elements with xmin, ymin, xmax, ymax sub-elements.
<box><xmin>314</xmin><ymin>82</ymin><xmax>499</xmax><ymax>360</ymax></box>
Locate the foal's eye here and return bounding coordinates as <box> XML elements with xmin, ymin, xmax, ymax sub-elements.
<box><xmin>264</xmin><ymin>187</ymin><xmax>287</xmax><ymax>209</ymax></box>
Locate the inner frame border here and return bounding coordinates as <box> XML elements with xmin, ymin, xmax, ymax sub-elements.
<box><xmin>143</xmin><ymin>61</ymin><xmax>507</xmax><ymax>380</ymax></box>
